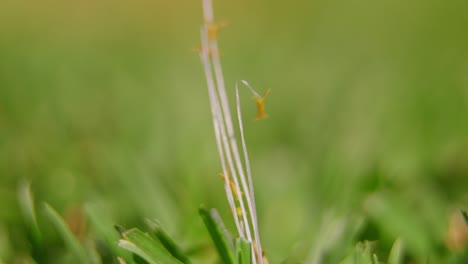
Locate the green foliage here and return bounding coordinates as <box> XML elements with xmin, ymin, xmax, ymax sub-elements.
<box><xmin>199</xmin><ymin>207</ymin><xmax>237</xmax><ymax>264</ymax></box>
<box><xmin>387</xmin><ymin>239</ymin><xmax>404</xmax><ymax>264</ymax></box>
<box><xmin>17</xmin><ymin>181</ymin><xmax>42</xmax><ymax>249</ymax></box>
<box><xmin>118</xmin><ymin>228</ymin><xmax>182</xmax><ymax>264</ymax></box>
<box><xmin>116</xmin><ymin>210</ymin><xmax>255</xmax><ymax>264</ymax></box>
<box><xmin>145</xmin><ymin>219</ymin><xmax>191</xmax><ymax>264</ymax></box>
<box><xmin>43</xmin><ymin>203</ymin><xmax>90</xmax><ymax>264</ymax></box>
<box><xmin>236</xmin><ymin>238</ymin><xmax>252</xmax><ymax>264</ymax></box>
<box><xmin>339</xmin><ymin>241</ymin><xmax>377</xmax><ymax>264</ymax></box>
<box><xmin>1</xmin><ymin>0</ymin><xmax>468</xmax><ymax>263</ymax></box>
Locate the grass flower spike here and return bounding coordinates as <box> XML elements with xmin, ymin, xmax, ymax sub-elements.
<box><xmin>199</xmin><ymin>0</ymin><xmax>267</xmax><ymax>263</ymax></box>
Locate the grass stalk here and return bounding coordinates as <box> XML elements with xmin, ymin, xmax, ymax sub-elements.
<box><xmin>199</xmin><ymin>0</ymin><xmax>264</xmax><ymax>263</ymax></box>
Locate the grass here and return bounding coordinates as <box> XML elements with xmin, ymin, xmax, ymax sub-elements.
<box><xmin>0</xmin><ymin>0</ymin><xmax>468</xmax><ymax>263</ymax></box>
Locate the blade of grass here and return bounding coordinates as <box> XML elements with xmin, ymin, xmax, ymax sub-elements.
<box><xmin>145</xmin><ymin>219</ymin><xmax>190</xmax><ymax>263</ymax></box>
<box><xmin>199</xmin><ymin>206</ymin><xmax>236</xmax><ymax>264</ymax></box>
<box><xmin>339</xmin><ymin>241</ymin><xmax>376</xmax><ymax>264</ymax></box>
<box><xmin>43</xmin><ymin>203</ymin><xmax>89</xmax><ymax>263</ymax></box>
<box><xmin>236</xmin><ymin>237</ymin><xmax>252</xmax><ymax>264</ymax></box>
<box><xmin>372</xmin><ymin>254</ymin><xmax>379</xmax><ymax>264</ymax></box>
<box><xmin>85</xmin><ymin>204</ymin><xmax>133</xmax><ymax>262</ymax></box>
<box><xmin>118</xmin><ymin>228</ymin><xmax>183</xmax><ymax>264</ymax></box>
<box><xmin>210</xmin><ymin>208</ymin><xmax>235</xmax><ymax>250</ymax></box>
<box><xmin>17</xmin><ymin>181</ymin><xmax>42</xmax><ymax>245</ymax></box>
<box><xmin>387</xmin><ymin>239</ymin><xmax>404</xmax><ymax>264</ymax></box>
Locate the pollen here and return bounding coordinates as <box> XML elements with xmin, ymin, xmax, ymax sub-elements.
<box><xmin>253</xmin><ymin>89</ymin><xmax>270</xmax><ymax>121</ymax></box>
<box><xmin>230</xmin><ymin>181</ymin><xmax>243</xmax><ymax>200</ymax></box>
<box><xmin>192</xmin><ymin>46</ymin><xmax>217</xmax><ymax>57</ymax></box>
<box><xmin>219</xmin><ymin>172</ymin><xmax>243</xmax><ymax>200</ymax></box>
<box><xmin>236</xmin><ymin>206</ymin><xmax>243</xmax><ymax>216</ymax></box>
<box><xmin>206</xmin><ymin>21</ymin><xmax>227</xmax><ymax>41</ymax></box>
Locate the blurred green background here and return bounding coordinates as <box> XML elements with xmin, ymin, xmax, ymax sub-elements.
<box><xmin>1</xmin><ymin>0</ymin><xmax>468</xmax><ymax>263</ymax></box>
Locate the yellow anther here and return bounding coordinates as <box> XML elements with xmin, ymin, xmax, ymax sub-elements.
<box><xmin>219</xmin><ymin>172</ymin><xmax>243</xmax><ymax>200</ymax></box>
<box><xmin>253</xmin><ymin>89</ymin><xmax>270</xmax><ymax>120</ymax></box>
<box><xmin>229</xmin><ymin>181</ymin><xmax>243</xmax><ymax>200</ymax></box>
<box><xmin>206</xmin><ymin>21</ymin><xmax>227</xmax><ymax>41</ymax></box>
<box><xmin>236</xmin><ymin>207</ymin><xmax>243</xmax><ymax>216</ymax></box>
<box><xmin>192</xmin><ymin>46</ymin><xmax>217</xmax><ymax>57</ymax></box>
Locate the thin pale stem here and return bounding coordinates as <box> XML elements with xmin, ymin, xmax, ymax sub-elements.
<box><xmin>201</xmin><ymin>24</ymin><xmax>251</xmax><ymax>241</ymax></box>
<box><xmin>240</xmin><ymin>80</ymin><xmax>262</xmax><ymax>98</ymax></box>
<box><xmin>236</xmin><ymin>84</ymin><xmax>263</xmax><ymax>264</ymax></box>
<box><xmin>202</xmin><ymin>0</ymin><xmax>214</xmax><ymax>22</ymax></box>
<box><xmin>199</xmin><ymin>28</ymin><xmax>242</xmax><ymax>235</ymax></box>
<box><xmin>203</xmin><ymin>2</ymin><xmax>254</xmax><ymax>243</ymax></box>
<box><xmin>216</xmin><ymin>100</ymin><xmax>252</xmax><ymax>241</ymax></box>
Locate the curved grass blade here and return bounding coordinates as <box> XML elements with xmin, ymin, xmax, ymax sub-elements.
<box><xmin>18</xmin><ymin>181</ymin><xmax>42</xmax><ymax>245</ymax></box>
<box><xmin>43</xmin><ymin>203</ymin><xmax>90</xmax><ymax>263</ymax></box>
<box><xmin>387</xmin><ymin>239</ymin><xmax>404</xmax><ymax>264</ymax></box>
<box><xmin>339</xmin><ymin>241</ymin><xmax>376</xmax><ymax>264</ymax></box>
<box><xmin>118</xmin><ymin>228</ymin><xmax>182</xmax><ymax>264</ymax></box>
<box><xmin>86</xmin><ymin>205</ymin><xmax>134</xmax><ymax>263</ymax></box>
<box><xmin>145</xmin><ymin>219</ymin><xmax>190</xmax><ymax>263</ymax></box>
<box><xmin>199</xmin><ymin>206</ymin><xmax>236</xmax><ymax>264</ymax></box>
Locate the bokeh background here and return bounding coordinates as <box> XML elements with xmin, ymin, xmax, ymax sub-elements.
<box><xmin>1</xmin><ymin>0</ymin><xmax>468</xmax><ymax>263</ymax></box>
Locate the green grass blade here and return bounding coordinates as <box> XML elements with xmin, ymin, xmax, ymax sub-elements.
<box><xmin>236</xmin><ymin>238</ymin><xmax>252</xmax><ymax>264</ymax></box>
<box><xmin>339</xmin><ymin>241</ymin><xmax>376</xmax><ymax>264</ymax></box>
<box><xmin>199</xmin><ymin>206</ymin><xmax>236</xmax><ymax>264</ymax></box>
<box><xmin>387</xmin><ymin>239</ymin><xmax>404</xmax><ymax>264</ymax></box>
<box><xmin>372</xmin><ymin>254</ymin><xmax>380</xmax><ymax>264</ymax></box>
<box><xmin>118</xmin><ymin>228</ymin><xmax>183</xmax><ymax>264</ymax></box>
<box><xmin>86</xmin><ymin>204</ymin><xmax>134</xmax><ymax>262</ymax></box>
<box><xmin>43</xmin><ymin>203</ymin><xmax>90</xmax><ymax>263</ymax></box>
<box><xmin>145</xmin><ymin>219</ymin><xmax>191</xmax><ymax>263</ymax></box>
<box><xmin>17</xmin><ymin>181</ymin><xmax>42</xmax><ymax>245</ymax></box>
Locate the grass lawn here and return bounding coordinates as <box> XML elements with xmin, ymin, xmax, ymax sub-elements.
<box><xmin>0</xmin><ymin>0</ymin><xmax>467</xmax><ymax>263</ymax></box>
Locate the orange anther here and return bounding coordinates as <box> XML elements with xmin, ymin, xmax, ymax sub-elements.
<box><xmin>219</xmin><ymin>172</ymin><xmax>243</xmax><ymax>200</ymax></box>
<box><xmin>229</xmin><ymin>181</ymin><xmax>243</xmax><ymax>200</ymax></box>
<box><xmin>253</xmin><ymin>89</ymin><xmax>270</xmax><ymax>120</ymax></box>
<box><xmin>192</xmin><ymin>46</ymin><xmax>217</xmax><ymax>57</ymax></box>
<box><xmin>206</xmin><ymin>21</ymin><xmax>227</xmax><ymax>41</ymax></box>
<box><xmin>236</xmin><ymin>207</ymin><xmax>243</xmax><ymax>216</ymax></box>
